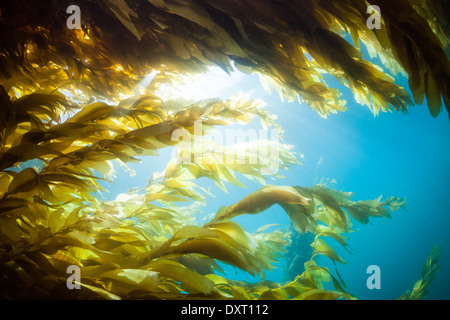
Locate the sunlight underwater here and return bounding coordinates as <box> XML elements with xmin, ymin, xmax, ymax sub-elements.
<box><xmin>0</xmin><ymin>0</ymin><xmax>449</xmax><ymax>300</ymax></box>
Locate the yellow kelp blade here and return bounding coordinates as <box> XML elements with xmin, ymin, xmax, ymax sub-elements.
<box><xmin>206</xmin><ymin>221</ymin><xmax>256</xmax><ymax>252</ymax></box>
<box><xmin>6</xmin><ymin>167</ymin><xmax>39</xmax><ymax>199</ymax></box>
<box><xmin>166</xmin><ymin>237</ymin><xmax>252</xmax><ymax>274</ymax></box>
<box><xmin>97</xmin><ymin>269</ymin><xmax>159</xmax><ymax>295</ymax></box>
<box><xmin>397</xmin><ymin>243</ymin><xmax>442</xmax><ymax>300</ymax></box>
<box><xmin>2</xmin><ymin>0</ymin><xmax>450</xmax><ymax>117</ymax></box>
<box><xmin>292</xmin><ymin>288</ymin><xmax>347</xmax><ymax>300</ymax></box>
<box><xmin>213</xmin><ymin>185</ymin><xmax>308</xmax><ymax>222</ymax></box>
<box><xmin>146</xmin><ymin>259</ymin><xmax>215</xmax><ymax>295</ymax></box>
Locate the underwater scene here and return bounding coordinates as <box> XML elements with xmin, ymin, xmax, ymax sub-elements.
<box><xmin>0</xmin><ymin>0</ymin><xmax>449</xmax><ymax>302</ymax></box>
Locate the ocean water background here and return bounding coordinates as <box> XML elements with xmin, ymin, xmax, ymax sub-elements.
<box><xmin>103</xmin><ymin>52</ymin><xmax>450</xmax><ymax>300</ymax></box>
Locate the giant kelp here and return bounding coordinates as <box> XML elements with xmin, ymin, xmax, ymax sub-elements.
<box><xmin>0</xmin><ymin>0</ymin><xmax>445</xmax><ymax>300</ymax></box>
<box><xmin>0</xmin><ymin>0</ymin><xmax>449</xmax><ymax>117</ymax></box>
<box><xmin>0</xmin><ymin>83</ymin><xmax>439</xmax><ymax>300</ymax></box>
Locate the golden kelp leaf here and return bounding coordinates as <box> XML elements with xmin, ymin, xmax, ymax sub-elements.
<box><xmin>210</xmin><ymin>185</ymin><xmax>317</xmax><ymax>233</ymax></box>
<box><xmin>103</xmin><ymin>0</ymin><xmax>142</xmax><ymax>40</ymax></box>
<box><xmin>3</xmin><ymin>0</ymin><xmax>449</xmax><ymax>117</ymax></box>
<box><xmin>48</xmin><ymin>249</ymin><xmax>82</xmax><ymax>270</ymax></box>
<box><xmin>277</xmin><ymin>282</ymin><xmax>305</xmax><ymax>298</ymax></box>
<box><xmin>312</xmin><ymin>239</ymin><xmax>346</xmax><ymax>264</ymax></box>
<box><xmin>315</xmin><ymin>226</ymin><xmax>350</xmax><ymax>252</ymax></box>
<box><xmin>145</xmin><ymin>192</ymin><xmax>190</xmax><ymax>203</ymax></box>
<box><xmin>141</xmin><ymin>225</ymin><xmax>220</xmax><ymax>261</ymax></box>
<box><xmin>0</xmin><ymin>144</ymin><xmax>62</xmax><ymax>171</ymax></box>
<box><xmin>398</xmin><ymin>243</ymin><xmax>442</xmax><ymax>300</ymax></box>
<box><xmin>383</xmin><ymin>196</ymin><xmax>407</xmax><ymax>212</ymax></box>
<box><xmin>0</xmin><ymin>197</ymin><xmax>47</xmax><ymax>219</ymax></box>
<box><xmin>38</xmin><ymin>233</ymin><xmax>93</xmax><ymax>255</ymax></box>
<box><xmin>80</xmin><ymin>283</ymin><xmax>121</xmax><ymax>300</ymax></box>
<box><xmin>227</xmin><ymin>284</ymin><xmax>253</xmax><ymax>300</ymax></box>
<box><xmin>63</xmin><ymin>204</ymin><xmax>91</xmax><ymax>228</ymax></box>
<box><xmin>172</xmin><ymin>225</ymin><xmax>219</xmax><ymax>241</ymax></box>
<box><xmin>207</xmin><ymin>221</ymin><xmax>256</xmax><ymax>252</ymax></box>
<box><xmin>39</xmin><ymin>173</ymin><xmax>92</xmax><ymax>190</ymax></box>
<box><xmin>47</xmin><ymin>208</ymin><xmax>66</xmax><ymax>234</ymax></box>
<box><xmin>344</xmin><ymin>196</ymin><xmax>392</xmax><ymax>224</ymax></box>
<box><xmin>67</xmin><ymin>102</ymin><xmax>115</xmax><ymax>123</ymax></box>
<box><xmin>167</xmin><ymin>237</ymin><xmax>250</xmax><ymax>273</ymax></box>
<box><xmin>309</xmin><ymin>186</ymin><xmax>352</xmax><ymax>231</ymax></box>
<box><xmin>215</xmin><ymin>185</ymin><xmax>307</xmax><ymax>221</ymax></box>
<box><xmin>292</xmin><ymin>288</ymin><xmax>345</xmax><ymax>300</ymax></box>
<box><xmin>205</xmin><ymin>273</ymin><xmax>229</xmax><ymax>286</ymax></box>
<box><xmin>125</xmin><ymin>121</ymin><xmax>174</xmax><ymax>139</ymax></box>
<box><xmin>0</xmin><ymin>173</ymin><xmax>13</xmax><ymax>197</ymax></box>
<box><xmin>147</xmin><ymin>259</ymin><xmax>214</xmax><ymax>295</ymax></box>
<box><xmin>6</xmin><ymin>167</ymin><xmax>39</xmax><ymax>198</ymax></box>
<box><xmin>0</xmin><ymin>216</ymin><xmax>22</xmax><ymax>243</ymax></box>
<box><xmin>12</xmin><ymin>91</ymin><xmax>67</xmax><ymax>118</ymax></box>
<box><xmin>258</xmin><ymin>289</ymin><xmax>287</xmax><ymax>300</ymax></box>
<box><xmin>343</xmin><ymin>204</ymin><xmax>369</xmax><ymax>224</ymax></box>
<box><xmin>305</xmin><ymin>264</ymin><xmax>350</xmax><ymax>295</ymax></box>
<box><xmin>278</xmin><ymin>202</ymin><xmax>317</xmax><ymax>234</ymax></box>
<box><xmin>99</xmin><ymin>269</ymin><xmax>159</xmax><ymax>293</ymax></box>
<box><xmin>25</xmin><ymin>251</ymin><xmax>59</xmax><ymax>275</ymax></box>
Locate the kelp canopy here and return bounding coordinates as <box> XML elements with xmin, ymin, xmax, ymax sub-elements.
<box><xmin>0</xmin><ymin>0</ymin><xmax>447</xmax><ymax>300</ymax></box>
<box><xmin>1</xmin><ymin>0</ymin><xmax>449</xmax><ymax>117</ymax></box>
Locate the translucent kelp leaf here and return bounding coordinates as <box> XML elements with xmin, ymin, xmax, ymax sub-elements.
<box><xmin>147</xmin><ymin>259</ymin><xmax>214</xmax><ymax>295</ymax></box>
<box><xmin>0</xmin><ymin>197</ymin><xmax>47</xmax><ymax>219</ymax></box>
<box><xmin>0</xmin><ymin>144</ymin><xmax>63</xmax><ymax>171</ymax></box>
<box><xmin>80</xmin><ymin>283</ymin><xmax>121</xmax><ymax>300</ymax></box>
<box><xmin>0</xmin><ymin>216</ymin><xmax>22</xmax><ymax>243</ymax></box>
<box><xmin>6</xmin><ymin>167</ymin><xmax>39</xmax><ymax>198</ymax></box>
<box><xmin>213</xmin><ymin>185</ymin><xmax>308</xmax><ymax>222</ymax></box>
<box><xmin>167</xmin><ymin>237</ymin><xmax>251</xmax><ymax>274</ymax></box>
<box><xmin>398</xmin><ymin>243</ymin><xmax>442</xmax><ymax>300</ymax></box>
<box><xmin>103</xmin><ymin>0</ymin><xmax>142</xmax><ymax>40</ymax></box>
<box><xmin>0</xmin><ymin>173</ymin><xmax>13</xmax><ymax>197</ymax></box>
<box><xmin>99</xmin><ymin>268</ymin><xmax>159</xmax><ymax>294</ymax></box>
<box><xmin>312</xmin><ymin>239</ymin><xmax>346</xmax><ymax>264</ymax></box>
<box><xmin>0</xmin><ymin>9</ymin><xmax>440</xmax><ymax>299</ymax></box>
<box><xmin>2</xmin><ymin>0</ymin><xmax>449</xmax><ymax>117</ymax></box>
<box><xmin>207</xmin><ymin>221</ymin><xmax>256</xmax><ymax>252</ymax></box>
<box><xmin>292</xmin><ymin>288</ymin><xmax>346</xmax><ymax>300</ymax></box>
<box><xmin>172</xmin><ymin>225</ymin><xmax>219</xmax><ymax>241</ymax></box>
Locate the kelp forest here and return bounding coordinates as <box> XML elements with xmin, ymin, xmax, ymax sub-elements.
<box><xmin>0</xmin><ymin>0</ymin><xmax>448</xmax><ymax>300</ymax></box>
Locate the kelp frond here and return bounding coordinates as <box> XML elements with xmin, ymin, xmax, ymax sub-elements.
<box><xmin>0</xmin><ymin>81</ymin><xmax>414</xmax><ymax>300</ymax></box>
<box><xmin>0</xmin><ymin>0</ymin><xmax>446</xmax><ymax>301</ymax></box>
<box><xmin>0</xmin><ymin>0</ymin><xmax>449</xmax><ymax>117</ymax></box>
<box><xmin>397</xmin><ymin>243</ymin><xmax>443</xmax><ymax>300</ymax></box>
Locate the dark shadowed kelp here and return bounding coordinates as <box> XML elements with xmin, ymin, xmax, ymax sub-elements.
<box><xmin>0</xmin><ymin>0</ymin><xmax>447</xmax><ymax>300</ymax></box>
<box><xmin>0</xmin><ymin>0</ymin><xmax>449</xmax><ymax>117</ymax></box>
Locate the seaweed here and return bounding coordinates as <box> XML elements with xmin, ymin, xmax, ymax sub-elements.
<box><xmin>0</xmin><ymin>84</ymin><xmax>426</xmax><ymax>300</ymax></box>
<box><xmin>0</xmin><ymin>0</ymin><xmax>446</xmax><ymax>300</ymax></box>
<box><xmin>0</xmin><ymin>0</ymin><xmax>448</xmax><ymax>117</ymax></box>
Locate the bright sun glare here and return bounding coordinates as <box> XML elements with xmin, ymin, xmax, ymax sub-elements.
<box><xmin>155</xmin><ymin>66</ymin><xmax>246</xmax><ymax>102</ymax></box>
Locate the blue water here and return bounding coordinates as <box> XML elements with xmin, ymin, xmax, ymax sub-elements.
<box><xmin>105</xmin><ymin>56</ymin><xmax>450</xmax><ymax>300</ymax></box>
